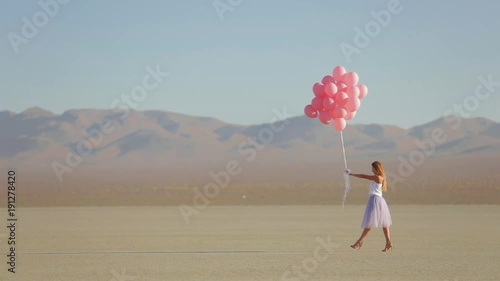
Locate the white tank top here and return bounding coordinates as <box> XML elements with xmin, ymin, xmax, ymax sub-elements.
<box><xmin>369</xmin><ymin>181</ymin><xmax>383</xmax><ymax>197</ymax></box>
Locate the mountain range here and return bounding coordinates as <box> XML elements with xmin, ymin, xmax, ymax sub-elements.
<box><xmin>1</xmin><ymin>107</ymin><xmax>499</xmax><ymax>170</ymax></box>
<box><xmin>1</xmin><ymin>107</ymin><xmax>499</xmax><ymax>205</ymax></box>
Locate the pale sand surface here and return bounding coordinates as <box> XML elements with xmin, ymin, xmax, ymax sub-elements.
<box><xmin>1</xmin><ymin>205</ymin><xmax>499</xmax><ymax>281</ymax></box>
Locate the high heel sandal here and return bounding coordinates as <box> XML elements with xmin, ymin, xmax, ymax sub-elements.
<box><xmin>350</xmin><ymin>241</ymin><xmax>363</xmax><ymax>250</ymax></box>
<box><xmin>382</xmin><ymin>242</ymin><xmax>393</xmax><ymax>252</ymax></box>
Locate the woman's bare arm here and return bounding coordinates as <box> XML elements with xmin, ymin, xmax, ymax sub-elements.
<box><xmin>348</xmin><ymin>173</ymin><xmax>381</xmax><ymax>183</ymax></box>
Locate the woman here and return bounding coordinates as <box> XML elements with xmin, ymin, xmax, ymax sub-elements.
<box><xmin>346</xmin><ymin>161</ymin><xmax>393</xmax><ymax>252</ymax></box>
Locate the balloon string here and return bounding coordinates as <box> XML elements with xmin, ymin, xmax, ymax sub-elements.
<box><xmin>340</xmin><ymin>131</ymin><xmax>350</xmax><ymax>210</ymax></box>
<box><xmin>340</xmin><ymin>131</ymin><xmax>347</xmax><ymax>169</ymax></box>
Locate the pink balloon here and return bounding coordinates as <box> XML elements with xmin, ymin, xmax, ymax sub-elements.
<box><xmin>332</xmin><ymin>66</ymin><xmax>346</xmax><ymax>82</ymax></box>
<box><xmin>319</xmin><ymin>111</ymin><xmax>332</xmax><ymax>125</ymax></box>
<box><xmin>334</xmin><ymin>92</ymin><xmax>348</xmax><ymax>107</ymax></box>
<box><xmin>343</xmin><ymin>72</ymin><xmax>359</xmax><ymax>86</ymax></box>
<box><xmin>333</xmin><ymin>118</ymin><xmax>347</xmax><ymax>131</ymax></box>
<box><xmin>331</xmin><ymin>106</ymin><xmax>347</xmax><ymax>119</ymax></box>
<box><xmin>337</xmin><ymin>82</ymin><xmax>348</xmax><ymax>94</ymax></box>
<box><xmin>322</xmin><ymin>76</ymin><xmax>335</xmax><ymax>86</ymax></box>
<box><xmin>309</xmin><ymin>67</ymin><xmax>365</xmax><ymax>127</ymax></box>
<box><xmin>304</xmin><ymin>105</ymin><xmax>318</xmax><ymax>119</ymax></box>
<box><xmin>357</xmin><ymin>84</ymin><xmax>368</xmax><ymax>99</ymax></box>
<box><xmin>324</xmin><ymin>83</ymin><xmax>338</xmax><ymax>97</ymax></box>
<box><xmin>345</xmin><ymin>98</ymin><xmax>361</xmax><ymax>112</ymax></box>
<box><xmin>345</xmin><ymin>111</ymin><xmax>357</xmax><ymax>120</ymax></box>
<box><xmin>311</xmin><ymin>97</ymin><xmax>324</xmax><ymax>111</ymax></box>
<box><xmin>346</xmin><ymin>86</ymin><xmax>360</xmax><ymax>98</ymax></box>
<box><xmin>313</xmin><ymin>83</ymin><xmax>325</xmax><ymax>98</ymax></box>
<box><xmin>323</xmin><ymin>97</ymin><xmax>335</xmax><ymax>111</ymax></box>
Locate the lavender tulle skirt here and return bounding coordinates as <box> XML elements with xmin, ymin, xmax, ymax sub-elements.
<box><xmin>361</xmin><ymin>195</ymin><xmax>392</xmax><ymax>228</ymax></box>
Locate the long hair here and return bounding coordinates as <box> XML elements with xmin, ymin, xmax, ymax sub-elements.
<box><xmin>372</xmin><ymin>161</ymin><xmax>387</xmax><ymax>192</ymax></box>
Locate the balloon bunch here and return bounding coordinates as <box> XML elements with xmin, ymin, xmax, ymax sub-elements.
<box><xmin>304</xmin><ymin>65</ymin><xmax>368</xmax><ymax>131</ymax></box>
<box><xmin>304</xmin><ymin>65</ymin><xmax>369</xmax><ymax>209</ymax></box>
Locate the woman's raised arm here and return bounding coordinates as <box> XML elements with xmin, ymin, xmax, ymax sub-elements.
<box><xmin>347</xmin><ymin>171</ymin><xmax>380</xmax><ymax>182</ymax></box>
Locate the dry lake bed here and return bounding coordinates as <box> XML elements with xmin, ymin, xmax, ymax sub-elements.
<box><xmin>1</xmin><ymin>205</ymin><xmax>499</xmax><ymax>281</ymax></box>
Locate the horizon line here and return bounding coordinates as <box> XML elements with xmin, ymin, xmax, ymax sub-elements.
<box><xmin>1</xmin><ymin>106</ymin><xmax>499</xmax><ymax>130</ymax></box>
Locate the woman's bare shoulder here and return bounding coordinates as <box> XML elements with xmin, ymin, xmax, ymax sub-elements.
<box><xmin>374</xmin><ymin>175</ymin><xmax>384</xmax><ymax>184</ymax></box>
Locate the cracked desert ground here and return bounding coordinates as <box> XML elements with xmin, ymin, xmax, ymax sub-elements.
<box><xmin>1</xmin><ymin>205</ymin><xmax>499</xmax><ymax>281</ymax></box>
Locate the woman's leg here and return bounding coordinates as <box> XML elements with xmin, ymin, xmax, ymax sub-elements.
<box><xmin>382</xmin><ymin>227</ymin><xmax>393</xmax><ymax>251</ymax></box>
<box><xmin>382</xmin><ymin>227</ymin><xmax>391</xmax><ymax>243</ymax></box>
<box><xmin>351</xmin><ymin>228</ymin><xmax>370</xmax><ymax>249</ymax></box>
<box><xmin>357</xmin><ymin>228</ymin><xmax>371</xmax><ymax>243</ymax></box>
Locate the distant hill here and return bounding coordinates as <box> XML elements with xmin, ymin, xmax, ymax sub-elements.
<box><xmin>1</xmin><ymin>107</ymin><xmax>500</xmax><ymax>206</ymax></box>
<box><xmin>1</xmin><ymin>107</ymin><xmax>499</xmax><ymax>169</ymax></box>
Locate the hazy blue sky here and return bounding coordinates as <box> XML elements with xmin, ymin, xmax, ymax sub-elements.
<box><xmin>1</xmin><ymin>0</ymin><xmax>499</xmax><ymax>128</ymax></box>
